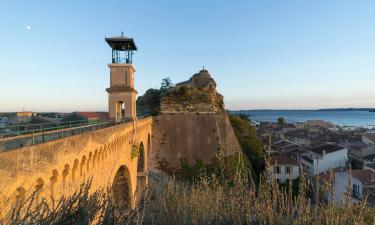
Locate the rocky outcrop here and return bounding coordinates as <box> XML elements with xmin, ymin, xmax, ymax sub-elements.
<box><xmin>137</xmin><ymin>89</ymin><xmax>162</xmax><ymax>117</ymax></box>
<box><xmin>137</xmin><ymin>69</ymin><xmax>225</xmax><ymax>115</ymax></box>
<box><xmin>159</xmin><ymin>70</ymin><xmax>224</xmax><ymax>113</ymax></box>
<box><xmin>146</xmin><ymin>69</ymin><xmax>242</xmax><ymax>171</ymax></box>
<box><xmin>176</xmin><ymin>69</ymin><xmax>217</xmax><ymax>91</ymax></box>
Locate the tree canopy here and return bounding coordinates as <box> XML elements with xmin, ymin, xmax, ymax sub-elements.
<box><xmin>277</xmin><ymin>117</ymin><xmax>286</xmax><ymax>126</ymax></box>
<box><xmin>160</xmin><ymin>77</ymin><xmax>174</xmax><ymax>92</ymax></box>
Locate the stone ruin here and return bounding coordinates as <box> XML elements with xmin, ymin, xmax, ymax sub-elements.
<box><xmin>159</xmin><ymin>69</ymin><xmax>224</xmax><ymax>113</ymax></box>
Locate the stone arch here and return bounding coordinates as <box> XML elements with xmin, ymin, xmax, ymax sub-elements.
<box><xmin>137</xmin><ymin>142</ymin><xmax>145</xmax><ymax>172</ymax></box>
<box><xmin>35</xmin><ymin>177</ymin><xmax>44</xmax><ymax>200</ymax></box>
<box><xmin>87</xmin><ymin>152</ymin><xmax>93</xmax><ymax>171</ymax></box>
<box><xmin>50</xmin><ymin>169</ymin><xmax>59</xmax><ymax>196</ymax></box>
<box><xmin>112</xmin><ymin>165</ymin><xmax>132</xmax><ymax>213</ymax></box>
<box><xmin>93</xmin><ymin>149</ymin><xmax>98</xmax><ymax>168</ymax></box>
<box><xmin>109</xmin><ymin>141</ymin><xmax>116</xmax><ymax>153</ymax></box>
<box><xmin>102</xmin><ymin>147</ymin><xmax>107</xmax><ymax>160</ymax></box>
<box><xmin>115</xmin><ymin>101</ymin><xmax>125</xmax><ymax>120</ymax></box>
<box><xmin>80</xmin><ymin>155</ymin><xmax>86</xmax><ymax>176</ymax></box>
<box><xmin>72</xmin><ymin>159</ymin><xmax>79</xmax><ymax>182</ymax></box>
<box><xmin>98</xmin><ymin>147</ymin><xmax>103</xmax><ymax>164</ymax></box>
<box><xmin>103</xmin><ymin>149</ymin><xmax>108</xmax><ymax>160</ymax></box>
<box><xmin>62</xmin><ymin>164</ymin><xmax>70</xmax><ymax>187</ymax></box>
<box><xmin>109</xmin><ymin>144</ymin><xmax>113</xmax><ymax>155</ymax></box>
<box><xmin>35</xmin><ymin>177</ymin><xmax>44</xmax><ymax>193</ymax></box>
<box><xmin>15</xmin><ymin>186</ymin><xmax>26</xmax><ymax>203</ymax></box>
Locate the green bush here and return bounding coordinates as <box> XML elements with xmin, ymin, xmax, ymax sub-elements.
<box><xmin>178</xmin><ymin>85</ymin><xmax>190</xmax><ymax>98</ymax></box>
<box><xmin>229</xmin><ymin>114</ymin><xmax>265</xmax><ymax>177</ymax></box>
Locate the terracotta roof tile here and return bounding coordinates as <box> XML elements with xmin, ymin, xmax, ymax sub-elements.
<box><xmin>351</xmin><ymin>170</ymin><xmax>375</xmax><ymax>184</ymax></box>
<box><xmin>309</xmin><ymin>144</ymin><xmax>344</xmax><ymax>154</ymax></box>
<box><xmin>363</xmin><ymin>134</ymin><xmax>375</xmax><ymax>143</ymax></box>
<box><xmin>269</xmin><ymin>155</ymin><xmax>298</xmax><ymax>166</ymax></box>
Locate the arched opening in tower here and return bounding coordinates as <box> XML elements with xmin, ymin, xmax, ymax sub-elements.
<box><xmin>112</xmin><ymin>165</ymin><xmax>132</xmax><ymax>214</ymax></box>
<box><xmin>137</xmin><ymin>142</ymin><xmax>145</xmax><ymax>172</ymax></box>
<box><xmin>116</xmin><ymin>101</ymin><xmax>125</xmax><ymax>120</ymax></box>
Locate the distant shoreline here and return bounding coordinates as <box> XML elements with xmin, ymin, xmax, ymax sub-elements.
<box><xmin>229</xmin><ymin>108</ymin><xmax>375</xmax><ymax>112</ymax></box>
<box><xmin>228</xmin><ymin>109</ymin><xmax>375</xmax><ymax>127</ymax></box>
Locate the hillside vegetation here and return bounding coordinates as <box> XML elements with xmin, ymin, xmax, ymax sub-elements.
<box><xmin>229</xmin><ymin>114</ymin><xmax>265</xmax><ymax>178</ymax></box>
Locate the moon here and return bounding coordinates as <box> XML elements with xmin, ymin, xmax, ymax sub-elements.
<box><xmin>26</xmin><ymin>25</ymin><xmax>31</xmax><ymax>30</ymax></box>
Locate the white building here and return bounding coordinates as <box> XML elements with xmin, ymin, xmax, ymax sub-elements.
<box><xmin>353</xmin><ymin>145</ymin><xmax>375</xmax><ymax>156</ymax></box>
<box><xmin>362</xmin><ymin>134</ymin><xmax>375</xmax><ymax>145</ymax></box>
<box><xmin>322</xmin><ymin>170</ymin><xmax>375</xmax><ymax>204</ymax></box>
<box><xmin>300</xmin><ymin>144</ymin><xmax>348</xmax><ymax>175</ymax></box>
<box><xmin>269</xmin><ymin>155</ymin><xmax>300</xmax><ymax>183</ymax></box>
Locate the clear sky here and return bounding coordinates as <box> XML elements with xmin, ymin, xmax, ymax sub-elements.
<box><xmin>1</xmin><ymin>0</ymin><xmax>375</xmax><ymax>112</ymax></box>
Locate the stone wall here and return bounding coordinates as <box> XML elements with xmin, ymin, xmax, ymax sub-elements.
<box><xmin>0</xmin><ymin>117</ymin><xmax>152</xmax><ymax>211</ymax></box>
<box><xmin>159</xmin><ymin>90</ymin><xmax>223</xmax><ymax>113</ymax></box>
<box><xmin>149</xmin><ymin>113</ymin><xmax>241</xmax><ymax>171</ymax></box>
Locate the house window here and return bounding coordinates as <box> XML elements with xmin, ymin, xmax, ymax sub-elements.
<box><xmin>353</xmin><ymin>184</ymin><xmax>360</xmax><ymax>198</ymax></box>
<box><xmin>274</xmin><ymin>166</ymin><xmax>281</xmax><ymax>174</ymax></box>
<box><xmin>286</xmin><ymin>166</ymin><xmax>293</xmax><ymax>174</ymax></box>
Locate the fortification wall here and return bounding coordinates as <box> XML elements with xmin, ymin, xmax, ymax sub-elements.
<box><xmin>150</xmin><ymin>113</ymin><xmax>241</xmax><ymax>171</ymax></box>
<box><xmin>0</xmin><ymin>117</ymin><xmax>152</xmax><ymax>210</ymax></box>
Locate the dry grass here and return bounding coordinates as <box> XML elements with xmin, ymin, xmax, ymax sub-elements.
<box><xmin>142</xmin><ymin>171</ymin><xmax>374</xmax><ymax>225</ymax></box>
<box><xmin>1</xmin><ymin>169</ymin><xmax>374</xmax><ymax>225</ymax></box>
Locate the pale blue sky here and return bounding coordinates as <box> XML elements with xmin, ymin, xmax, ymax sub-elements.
<box><xmin>1</xmin><ymin>0</ymin><xmax>375</xmax><ymax>112</ymax></box>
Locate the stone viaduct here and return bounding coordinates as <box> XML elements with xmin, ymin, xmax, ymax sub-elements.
<box><xmin>0</xmin><ymin>34</ymin><xmax>151</xmax><ymax>212</ymax></box>
<box><xmin>0</xmin><ymin>118</ymin><xmax>152</xmax><ymax>211</ymax></box>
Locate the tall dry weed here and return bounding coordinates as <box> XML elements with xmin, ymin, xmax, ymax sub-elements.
<box><xmin>1</xmin><ymin>166</ymin><xmax>374</xmax><ymax>225</ymax></box>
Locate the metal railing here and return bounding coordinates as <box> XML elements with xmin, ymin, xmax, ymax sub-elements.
<box><xmin>0</xmin><ymin>119</ymin><xmax>98</xmax><ymax>138</ymax></box>
<box><xmin>0</xmin><ymin>118</ymin><xmax>132</xmax><ymax>152</ymax></box>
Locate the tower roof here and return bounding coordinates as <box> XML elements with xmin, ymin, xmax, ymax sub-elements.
<box><xmin>105</xmin><ymin>35</ymin><xmax>137</xmax><ymax>51</ymax></box>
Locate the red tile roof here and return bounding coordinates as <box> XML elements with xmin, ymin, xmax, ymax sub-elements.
<box><xmin>75</xmin><ymin>112</ymin><xmax>108</xmax><ymax>120</ymax></box>
<box><xmin>363</xmin><ymin>134</ymin><xmax>375</xmax><ymax>143</ymax></box>
<box><xmin>309</xmin><ymin>144</ymin><xmax>344</xmax><ymax>155</ymax></box>
<box><xmin>269</xmin><ymin>155</ymin><xmax>298</xmax><ymax>166</ymax></box>
<box><xmin>61</xmin><ymin>112</ymin><xmax>109</xmax><ymax>121</ymax></box>
<box><xmin>351</xmin><ymin>170</ymin><xmax>375</xmax><ymax>184</ymax></box>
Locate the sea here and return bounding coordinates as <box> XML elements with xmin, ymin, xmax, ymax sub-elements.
<box><xmin>233</xmin><ymin>110</ymin><xmax>375</xmax><ymax>128</ymax></box>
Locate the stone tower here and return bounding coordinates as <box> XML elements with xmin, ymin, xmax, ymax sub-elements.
<box><xmin>105</xmin><ymin>34</ymin><xmax>137</xmax><ymax>121</ymax></box>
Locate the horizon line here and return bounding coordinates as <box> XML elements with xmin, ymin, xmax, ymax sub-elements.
<box><xmin>1</xmin><ymin>107</ymin><xmax>375</xmax><ymax>114</ymax></box>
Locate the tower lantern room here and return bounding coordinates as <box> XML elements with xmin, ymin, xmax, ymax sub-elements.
<box><xmin>105</xmin><ymin>33</ymin><xmax>137</xmax><ymax>64</ymax></box>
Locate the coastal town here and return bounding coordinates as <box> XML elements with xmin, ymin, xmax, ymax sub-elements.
<box><xmin>249</xmin><ymin>115</ymin><xmax>375</xmax><ymax>205</ymax></box>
